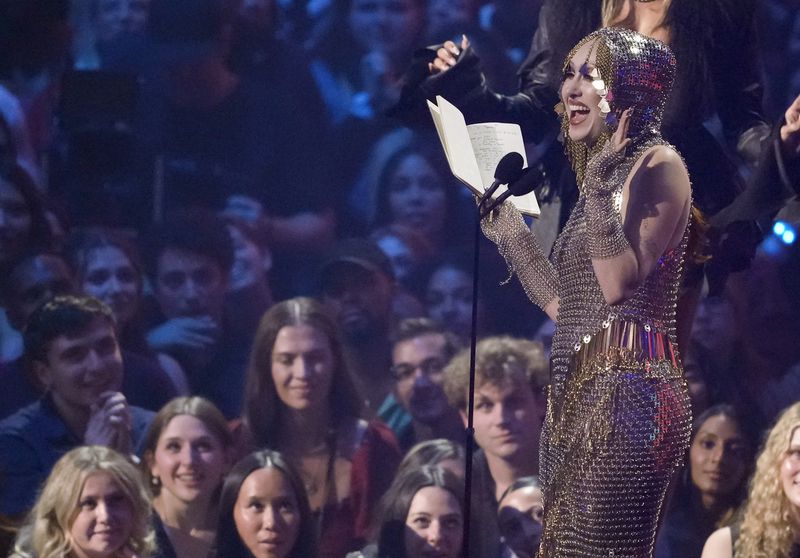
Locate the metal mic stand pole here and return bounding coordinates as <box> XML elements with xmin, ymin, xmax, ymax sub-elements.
<box><xmin>462</xmin><ymin>203</ymin><xmax>484</xmax><ymax>558</ymax></box>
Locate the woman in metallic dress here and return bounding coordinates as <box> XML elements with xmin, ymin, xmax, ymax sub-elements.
<box><xmin>482</xmin><ymin>27</ymin><xmax>692</xmax><ymax>557</ymax></box>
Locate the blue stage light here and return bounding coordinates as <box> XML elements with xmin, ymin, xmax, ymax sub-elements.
<box><xmin>782</xmin><ymin>229</ymin><xmax>796</xmax><ymax>245</ymax></box>
<box><xmin>774</xmin><ymin>221</ymin><xmax>787</xmax><ymax>236</ymax></box>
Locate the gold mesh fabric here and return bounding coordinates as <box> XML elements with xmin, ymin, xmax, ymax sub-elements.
<box><xmin>539</xmin><ymin>133</ymin><xmax>691</xmax><ymax>557</ymax></box>
<box><xmin>482</xmin><ymin>27</ymin><xmax>690</xmax><ymax>556</ymax></box>
<box><xmin>480</xmin><ymin>202</ymin><xmax>559</xmax><ymax>309</ymax></box>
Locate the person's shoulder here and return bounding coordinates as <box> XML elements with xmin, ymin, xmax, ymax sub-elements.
<box><xmin>633</xmin><ymin>143</ymin><xmax>691</xmax><ymax>193</ymax></box>
<box><xmin>701</xmin><ymin>526</ymin><xmax>734</xmax><ymax>558</ymax></box>
<box><xmin>130</xmin><ymin>405</ymin><xmax>156</xmax><ymax>426</ymax></box>
<box><xmin>0</xmin><ymin>399</ymin><xmax>47</xmax><ymax>436</ymax></box>
<box><xmin>642</xmin><ymin>143</ymin><xmax>685</xmax><ymax>168</ymax></box>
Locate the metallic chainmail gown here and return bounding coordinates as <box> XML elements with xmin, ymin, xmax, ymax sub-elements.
<box><xmin>484</xmin><ymin>28</ymin><xmax>692</xmax><ymax>557</ymax></box>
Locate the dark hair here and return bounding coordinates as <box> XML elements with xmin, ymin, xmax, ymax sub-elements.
<box><xmin>391</xmin><ymin>317</ymin><xmax>461</xmax><ymax>359</ymax></box>
<box><xmin>66</xmin><ymin>227</ymin><xmax>144</xmax><ymax>287</ymax></box>
<box><xmin>0</xmin><ymin>0</ymin><xmax>70</xmax><ymax>79</ymax></box>
<box><xmin>142</xmin><ymin>396</ymin><xmax>233</xmax><ymax>494</ymax></box>
<box><xmin>0</xmin><ymin>163</ymin><xmax>53</xmax><ymax>262</ymax></box>
<box><xmin>143</xmin><ymin>208</ymin><xmax>234</xmax><ymax>281</ymax></box>
<box><xmin>214</xmin><ymin>449</ymin><xmax>316</xmax><ymax>558</ymax></box>
<box><xmin>373</xmin><ymin>465</ymin><xmax>464</xmax><ymax>558</ymax></box>
<box><xmin>23</xmin><ymin>294</ymin><xmax>116</xmax><ymax>364</ymax></box>
<box><xmin>408</xmin><ymin>248</ymin><xmax>479</xmax><ymax>306</ymax></box>
<box><xmin>243</xmin><ymin>297</ymin><xmax>362</xmax><ymax>446</ymax></box>
<box><xmin>372</xmin><ymin>138</ymin><xmax>459</xmax><ymax>234</ymax></box>
<box><xmin>308</xmin><ymin>0</ymin><xmax>425</xmax><ymax>80</ymax></box>
<box><xmin>65</xmin><ymin>227</ymin><xmax>150</xmax><ymax>353</ymax></box>
<box><xmin>670</xmin><ymin>403</ymin><xmax>755</xmax><ymax>524</ymax></box>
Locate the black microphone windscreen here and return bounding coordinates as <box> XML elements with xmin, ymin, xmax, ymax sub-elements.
<box><xmin>494</xmin><ymin>152</ymin><xmax>525</xmax><ymax>183</ymax></box>
<box><xmin>509</xmin><ymin>166</ymin><xmax>544</xmax><ymax>195</ymax></box>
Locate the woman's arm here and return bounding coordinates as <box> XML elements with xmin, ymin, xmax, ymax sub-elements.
<box><xmin>584</xmin><ymin>112</ymin><xmax>691</xmax><ymax>306</ymax></box>
<box><xmin>700</xmin><ymin>527</ymin><xmax>733</xmax><ymax>558</ymax></box>
<box><xmin>481</xmin><ymin>202</ymin><xmax>559</xmax><ymax>320</ymax></box>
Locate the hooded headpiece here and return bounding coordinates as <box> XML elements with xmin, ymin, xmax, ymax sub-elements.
<box><xmin>559</xmin><ymin>27</ymin><xmax>677</xmax><ymax>185</ymax></box>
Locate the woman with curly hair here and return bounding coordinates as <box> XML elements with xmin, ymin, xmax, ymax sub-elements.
<box><xmin>11</xmin><ymin>445</ymin><xmax>155</xmax><ymax>558</ymax></box>
<box><xmin>702</xmin><ymin>401</ymin><xmax>800</xmax><ymax>558</ymax></box>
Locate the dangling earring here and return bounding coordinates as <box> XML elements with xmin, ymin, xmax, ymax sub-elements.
<box><xmin>151</xmin><ymin>476</ymin><xmax>161</xmax><ymax>487</ymax></box>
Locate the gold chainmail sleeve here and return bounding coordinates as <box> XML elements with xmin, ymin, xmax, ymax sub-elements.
<box><xmin>480</xmin><ymin>201</ymin><xmax>560</xmax><ymax>311</ymax></box>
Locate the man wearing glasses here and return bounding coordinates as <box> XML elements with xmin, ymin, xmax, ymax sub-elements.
<box><xmin>379</xmin><ymin>317</ymin><xmax>463</xmax><ymax>451</ymax></box>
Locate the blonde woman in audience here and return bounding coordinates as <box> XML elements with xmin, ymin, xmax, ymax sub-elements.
<box><xmin>702</xmin><ymin>401</ymin><xmax>800</xmax><ymax>558</ymax></box>
<box><xmin>142</xmin><ymin>397</ymin><xmax>233</xmax><ymax>558</ymax></box>
<box><xmin>11</xmin><ymin>445</ymin><xmax>155</xmax><ymax>558</ymax></box>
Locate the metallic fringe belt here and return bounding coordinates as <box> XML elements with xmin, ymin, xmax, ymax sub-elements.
<box><xmin>550</xmin><ymin>318</ymin><xmax>685</xmax><ymax>450</ymax></box>
<box><xmin>571</xmin><ymin>317</ymin><xmax>679</xmax><ymax>373</ymax></box>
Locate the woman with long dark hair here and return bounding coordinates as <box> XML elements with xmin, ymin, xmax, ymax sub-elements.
<box><xmin>656</xmin><ymin>405</ymin><xmax>754</xmax><ymax>558</ymax></box>
<box><xmin>214</xmin><ymin>449</ymin><xmax>316</xmax><ymax>558</ymax></box>
<box><xmin>348</xmin><ymin>465</ymin><xmax>465</xmax><ymax>558</ymax></box>
<box><xmin>702</xmin><ymin>402</ymin><xmax>800</xmax><ymax>558</ymax></box>
<box><xmin>242</xmin><ymin>297</ymin><xmax>401</xmax><ymax>557</ymax></box>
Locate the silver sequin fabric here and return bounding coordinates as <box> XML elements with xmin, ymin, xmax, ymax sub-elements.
<box><xmin>488</xmin><ymin>28</ymin><xmax>693</xmax><ymax>557</ymax></box>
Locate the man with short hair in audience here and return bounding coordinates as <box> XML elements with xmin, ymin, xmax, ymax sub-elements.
<box><xmin>0</xmin><ymin>249</ymin><xmax>176</xmax><ymax>418</ymax></box>
<box><xmin>379</xmin><ymin>317</ymin><xmax>463</xmax><ymax>451</ymax></box>
<box><xmin>144</xmin><ymin>208</ymin><xmax>250</xmax><ymax>418</ymax></box>
<box><xmin>318</xmin><ymin>237</ymin><xmax>398</xmax><ymax>414</ymax></box>
<box><xmin>0</xmin><ymin>295</ymin><xmax>154</xmax><ymax>517</ymax></box>
<box><xmin>443</xmin><ymin>336</ymin><xmax>548</xmax><ymax>558</ymax></box>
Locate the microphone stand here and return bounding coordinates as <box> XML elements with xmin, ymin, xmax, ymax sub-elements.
<box><xmin>461</xmin><ymin>165</ymin><xmax>539</xmax><ymax>556</ymax></box>
<box><xmin>461</xmin><ymin>200</ymin><xmax>482</xmax><ymax>558</ymax></box>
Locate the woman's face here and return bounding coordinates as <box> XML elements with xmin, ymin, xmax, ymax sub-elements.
<box><xmin>228</xmin><ymin>224</ymin><xmax>269</xmax><ymax>291</ymax></box>
<box><xmin>149</xmin><ymin>414</ymin><xmax>228</xmax><ymax>507</ymax></box>
<box><xmin>781</xmin><ymin>428</ymin><xmax>800</xmax><ymax>511</ymax></box>
<box><xmin>692</xmin><ymin>296</ymin><xmax>736</xmax><ymax>357</ymax></box>
<box><xmin>560</xmin><ymin>40</ymin><xmax>607</xmax><ymax>146</ymax></box>
<box><xmin>498</xmin><ymin>486</ymin><xmax>544</xmax><ymax>558</ymax></box>
<box><xmin>0</xmin><ymin>176</ymin><xmax>32</xmax><ymax>264</ymax></box>
<box><xmin>348</xmin><ymin>0</ymin><xmax>423</xmax><ymax>58</ymax></box>
<box><xmin>426</xmin><ymin>266</ymin><xmax>473</xmax><ymax>339</ymax></box>
<box><xmin>69</xmin><ymin>472</ymin><xmax>134</xmax><ymax>558</ymax></box>
<box><xmin>234</xmin><ymin>467</ymin><xmax>301</xmax><ymax>558</ymax></box>
<box><xmin>271</xmin><ymin>325</ymin><xmax>335</xmax><ymax>412</ymax></box>
<box><xmin>689</xmin><ymin>414</ymin><xmax>750</xmax><ymax>505</ymax></box>
<box><xmin>82</xmin><ymin>246</ymin><xmax>140</xmax><ymax>325</ymax></box>
<box><xmin>404</xmin><ymin>486</ymin><xmax>463</xmax><ymax>558</ymax></box>
<box><xmin>94</xmin><ymin>0</ymin><xmax>151</xmax><ymax>42</ymax></box>
<box><xmin>387</xmin><ymin>154</ymin><xmax>447</xmax><ymax>239</ymax></box>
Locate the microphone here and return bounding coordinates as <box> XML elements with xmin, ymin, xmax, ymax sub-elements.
<box><xmin>478</xmin><ymin>152</ymin><xmax>525</xmax><ymax>209</ymax></box>
<box><xmin>480</xmin><ymin>164</ymin><xmax>543</xmax><ymax>218</ymax></box>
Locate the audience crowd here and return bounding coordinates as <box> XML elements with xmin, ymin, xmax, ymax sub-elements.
<box><xmin>0</xmin><ymin>0</ymin><xmax>799</xmax><ymax>556</ymax></box>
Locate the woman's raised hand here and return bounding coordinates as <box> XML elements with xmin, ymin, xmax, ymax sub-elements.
<box><xmin>780</xmin><ymin>93</ymin><xmax>800</xmax><ymax>159</ymax></box>
<box><xmin>428</xmin><ymin>35</ymin><xmax>470</xmax><ymax>75</ymax></box>
<box><xmin>585</xmin><ymin>108</ymin><xmax>633</xmax><ymax>192</ymax></box>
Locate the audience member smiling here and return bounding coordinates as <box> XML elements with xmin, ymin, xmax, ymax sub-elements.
<box><xmin>142</xmin><ymin>396</ymin><xmax>233</xmax><ymax>558</ymax></box>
